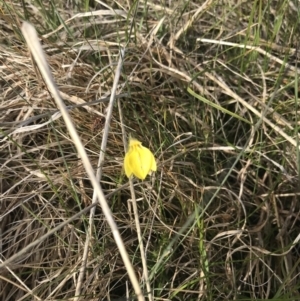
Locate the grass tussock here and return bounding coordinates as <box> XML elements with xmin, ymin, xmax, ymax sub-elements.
<box><xmin>1</xmin><ymin>0</ymin><xmax>300</xmax><ymax>300</ymax></box>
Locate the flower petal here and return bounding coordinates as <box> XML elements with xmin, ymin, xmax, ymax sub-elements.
<box><xmin>124</xmin><ymin>151</ymin><xmax>134</xmax><ymax>178</ymax></box>
<box><xmin>124</xmin><ymin>138</ymin><xmax>156</xmax><ymax>180</ymax></box>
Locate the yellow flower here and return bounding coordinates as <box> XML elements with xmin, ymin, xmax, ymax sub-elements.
<box><xmin>124</xmin><ymin>138</ymin><xmax>157</xmax><ymax>180</ymax></box>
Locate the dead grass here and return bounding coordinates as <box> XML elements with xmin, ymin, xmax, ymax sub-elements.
<box><xmin>1</xmin><ymin>0</ymin><xmax>300</xmax><ymax>300</ymax></box>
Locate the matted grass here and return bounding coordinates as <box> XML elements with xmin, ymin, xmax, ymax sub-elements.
<box><xmin>1</xmin><ymin>0</ymin><xmax>300</xmax><ymax>300</ymax></box>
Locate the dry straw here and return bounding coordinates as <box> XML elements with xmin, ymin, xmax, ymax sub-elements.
<box><xmin>0</xmin><ymin>22</ymin><xmax>145</xmax><ymax>301</ymax></box>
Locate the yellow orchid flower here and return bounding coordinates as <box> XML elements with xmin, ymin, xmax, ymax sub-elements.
<box><xmin>124</xmin><ymin>137</ymin><xmax>157</xmax><ymax>180</ymax></box>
